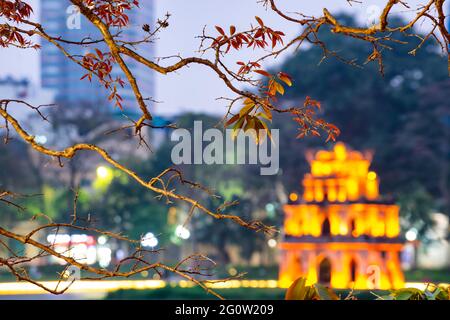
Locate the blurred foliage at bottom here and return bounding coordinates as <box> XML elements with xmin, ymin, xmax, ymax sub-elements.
<box><xmin>106</xmin><ymin>286</ymin><xmax>395</xmax><ymax>300</ymax></box>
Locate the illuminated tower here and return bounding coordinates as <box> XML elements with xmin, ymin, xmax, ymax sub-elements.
<box><xmin>279</xmin><ymin>142</ymin><xmax>404</xmax><ymax>289</ymax></box>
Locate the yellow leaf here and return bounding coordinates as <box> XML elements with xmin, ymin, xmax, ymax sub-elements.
<box><xmin>278</xmin><ymin>74</ymin><xmax>292</xmax><ymax>86</ymax></box>
<box><xmin>261</xmin><ymin>104</ymin><xmax>272</xmax><ymax>120</ymax></box>
<box><xmin>256</xmin><ymin>112</ymin><xmax>272</xmax><ymax>122</ymax></box>
<box><xmin>244</xmin><ymin>117</ymin><xmax>255</xmax><ymax>132</ymax></box>
<box><xmin>268</xmin><ymin>81</ymin><xmax>277</xmax><ymax>96</ymax></box>
<box><xmin>243</xmin><ymin>97</ymin><xmax>255</xmax><ymax>107</ymax></box>
<box><xmin>239</xmin><ymin>104</ymin><xmax>254</xmax><ymax>117</ymax></box>
<box><xmin>276</xmin><ymin>82</ymin><xmax>285</xmax><ymax>95</ymax></box>
<box><xmin>285</xmin><ymin>277</ymin><xmax>308</xmax><ymax>300</ymax></box>
<box><xmin>232</xmin><ymin>117</ymin><xmax>245</xmax><ymax>140</ymax></box>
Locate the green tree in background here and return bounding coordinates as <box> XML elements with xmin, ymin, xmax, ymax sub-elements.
<box><xmin>270</xmin><ymin>15</ymin><xmax>449</xmax><ymax>227</ymax></box>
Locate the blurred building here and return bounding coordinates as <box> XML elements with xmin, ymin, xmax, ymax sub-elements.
<box><xmin>40</xmin><ymin>0</ymin><xmax>155</xmax><ymax>118</ymax></box>
<box><xmin>279</xmin><ymin>143</ymin><xmax>404</xmax><ymax>289</ymax></box>
<box><xmin>0</xmin><ymin>76</ymin><xmax>29</xmax><ymax>100</ymax></box>
<box><xmin>0</xmin><ymin>76</ymin><xmax>55</xmax><ymax>121</ymax></box>
<box><xmin>33</xmin><ymin>1</ymin><xmax>164</xmax><ymax>186</ymax></box>
<box><xmin>417</xmin><ymin>213</ymin><xmax>450</xmax><ymax>269</ymax></box>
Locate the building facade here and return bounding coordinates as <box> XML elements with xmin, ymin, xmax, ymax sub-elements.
<box><xmin>0</xmin><ymin>76</ymin><xmax>55</xmax><ymax>122</ymax></box>
<box><xmin>40</xmin><ymin>0</ymin><xmax>155</xmax><ymax>117</ymax></box>
<box><xmin>279</xmin><ymin>143</ymin><xmax>404</xmax><ymax>289</ymax></box>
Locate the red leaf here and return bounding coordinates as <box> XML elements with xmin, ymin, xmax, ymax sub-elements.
<box><xmin>255</xmin><ymin>16</ymin><xmax>264</xmax><ymax>27</ymax></box>
<box><xmin>215</xmin><ymin>26</ymin><xmax>225</xmax><ymax>35</ymax></box>
<box><xmin>254</xmin><ymin>69</ymin><xmax>271</xmax><ymax>77</ymax></box>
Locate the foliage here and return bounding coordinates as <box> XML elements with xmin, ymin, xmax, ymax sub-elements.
<box><xmin>88</xmin><ymin>163</ymin><xmax>171</xmax><ymax>243</ymax></box>
<box><xmin>285</xmin><ymin>277</ymin><xmax>450</xmax><ymax>300</ymax></box>
<box><xmin>285</xmin><ymin>277</ymin><xmax>339</xmax><ymax>300</ymax></box>
<box><xmin>0</xmin><ymin>140</ymin><xmax>42</xmax><ymax>224</ymax></box>
<box><xmin>397</xmin><ymin>184</ymin><xmax>435</xmax><ymax>235</ymax></box>
<box><xmin>107</xmin><ymin>286</ymin><xmax>286</xmax><ymax>300</ymax></box>
<box><xmin>165</xmin><ymin>113</ymin><xmax>281</xmax><ymax>264</ymax></box>
<box><xmin>378</xmin><ymin>285</ymin><xmax>450</xmax><ymax>300</ymax></box>
<box><xmin>271</xmin><ymin>14</ymin><xmax>449</xmax><ymax>227</ymax></box>
<box><xmin>404</xmin><ymin>268</ymin><xmax>450</xmax><ymax>284</ymax></box>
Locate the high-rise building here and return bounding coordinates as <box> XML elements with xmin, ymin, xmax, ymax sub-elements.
<box><xmin>40</xmin><ymin>0</ymin><xmax>155</xmax><ymax>118</ymax></box>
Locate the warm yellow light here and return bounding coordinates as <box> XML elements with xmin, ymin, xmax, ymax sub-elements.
<box><xmin>94</xmin><ymin>166</ymin><xmax>114</xmax><ymax>190</ymax></box>
<box><xmin>334</xmin><ymin>142</ymin><xmax>347</xmax><ymax>160</ymax></box>
<box><xmin>289</xmin><ymin>192</ymin><xmax>299</xmax><ymax>202</ymax></box>
<box><xmin>0</xmin><ymin>278</ymin><xmax>443</xmax><ymax>294</ymax></box>
<box><xmin>314</xmin><ymin>181</ymin><xmax>324</xmax><ymax>202</ymax></box>
<box><xmin>367</xmin><ymin>171</ymin><xmax>377</xmax><ymax>181</ymax></box>
<box><xmin>303</xmin><ymin>179</ymin><xmax>314</xmax><ymax>201</ymax></box>
<box><xmin>228</xmin><ymin>267</ymin><xmax>238</xmax><ymax>276</ymax></box>
<box><xmin>0</xmin><ymin>280</ymin><xmax>166</xmax><ymax>295</ymax></box>
<box><xmin>346</xmin><ymin>178</ymin><xmax>359</xmax><ymax>200</ymax></box>
<box><xmin>337</xmin><ymin>187</ymin><xmax>347</xmax><ymax>202</ymax></box>
<box><xmin>328</xmin><ymin>186</ymin><xmax>337</xmax><ymax>202</ymax></box>
<box><xmin>366</xmin><ymin>179</ymin><xmax>379</xmax><ymax>200</ymax></box>
<box><xmin>339</xmin><ymin>223</ymin><xmax>348</xmax><ymax>235</ymax></box>
<box><xmin>167</xmin><ymin>207</ymin><xmax>177</xmax><ymax>225</ymax></box>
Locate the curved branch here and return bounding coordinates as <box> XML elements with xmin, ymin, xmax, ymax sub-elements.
<box><xmin>0</xmin><ymin>100</ymin><xmax>273</xmax><ymax>234</ymax></box>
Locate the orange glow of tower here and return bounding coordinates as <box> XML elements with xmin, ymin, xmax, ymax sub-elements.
<box><xmin>279</xmin><ymin>142</ymin><xmax>404</xmax><ymax>289</ymax></box>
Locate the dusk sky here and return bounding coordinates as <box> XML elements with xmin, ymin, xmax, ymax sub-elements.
<box><xmin>0</xmin><ymin>0</ymin><xmax>436</xmax><ymax>115</ymax></box>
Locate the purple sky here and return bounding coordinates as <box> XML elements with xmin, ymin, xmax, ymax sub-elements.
<box><xmin>1</xmin><ymin>0</ymin><xmax>433</xmax><ymax>115</ymax></box>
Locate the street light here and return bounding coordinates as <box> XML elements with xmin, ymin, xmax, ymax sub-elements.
<box><xmin>98</xmin><ymin>235</ymin><xmax>108</xmax><ymax>245</ymax></box>
<box><xmin>96</xmin><ymin>166</ymin><xmax>112</xmax><ymax>180</ymax></box>
<box><xmin>406</xmin><ymin>228</ymin><xmax>418</xmax><ymax>242</ymax></box>
<box><xmin>35</xmin><ymin>135</ymin><xmax>47</xmax><ymax>145</ymax></box>
<box><xmin>175</xmin><ymin>225</ymin><xmax>190</xmax><ymax>240</ymax></box>
<box><xmin>141</xmin><ymin>232</ymin><xmax>158</xmax><ymax>248</ymax></box>
<box><xmin>267</xmin><ymin>239</ymin><xmax>277</xmax><ymax>248</ymax></box>
<box><xmin>94</xmin><ymin>166</ymin><xmax>114</xmax><ymax>190</ymax></box>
